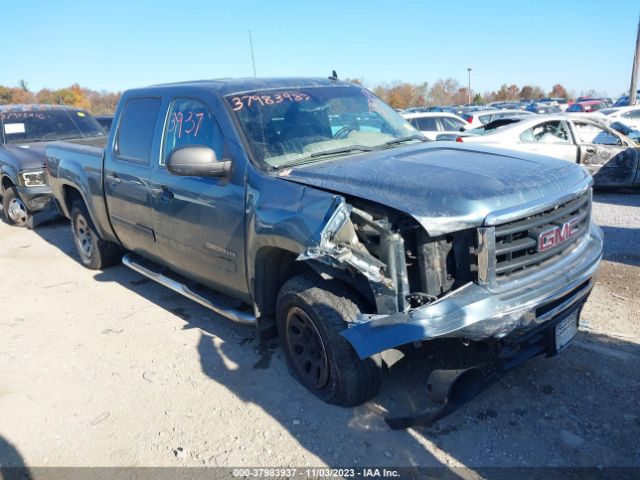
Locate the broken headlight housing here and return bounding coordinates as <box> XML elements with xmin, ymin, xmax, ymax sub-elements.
<box><xmin>21</xmin><ymin>169</ymin><xmax>46</xmax><ymax>187</ymax></box>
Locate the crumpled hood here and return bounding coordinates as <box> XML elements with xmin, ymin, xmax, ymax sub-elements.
<box><xmin>2</xmin><ymin>143</ymin><xmax>49</xmax><ymax>171</ymax></box>
<box><xmin>278</xmin><ymin>143</ymin><xmax>590</xmax><ymax>235</ymax></box>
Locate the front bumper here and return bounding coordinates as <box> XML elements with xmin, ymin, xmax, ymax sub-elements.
<box><xmin>16</xmin><ymin>184</ymin><xmax>55</xmax><ymax>212</ymax></box>
<box><xmin>342</xmin><ymin>223</ymin><xmax>603</xmax><ymax>359</ymax></box>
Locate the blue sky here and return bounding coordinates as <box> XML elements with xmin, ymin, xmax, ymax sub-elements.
<box><xmin>2</xmin><ymin>0</ymin><xmax>639</xmax><ymax>98</ymax></box>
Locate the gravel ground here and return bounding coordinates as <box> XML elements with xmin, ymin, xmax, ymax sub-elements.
<box><xmin>0</xmin><ymin>192</ymin><xmax>638</xmax><ymax>471</ymax></box>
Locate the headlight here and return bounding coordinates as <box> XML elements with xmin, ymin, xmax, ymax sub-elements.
<box><xmin>21</xmin><ymin>170</ymin><xmax>47</xmax><ymax>187</ymax></box>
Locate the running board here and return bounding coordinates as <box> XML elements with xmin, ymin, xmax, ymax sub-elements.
<box><xmin>122</xmin><ymin>253</ymin><xmax>256</xmax><ymax>325</ymax></box>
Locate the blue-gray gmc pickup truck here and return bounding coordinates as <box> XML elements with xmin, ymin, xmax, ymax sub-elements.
<box><xmin>45</xmin><ymin>78</ymin><xmax>603</xmax><ymax>426</ymax></box>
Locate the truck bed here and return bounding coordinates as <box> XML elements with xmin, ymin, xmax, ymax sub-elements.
<box><xmin>46</xmin><ymin>140</ymin><xmax>116</xmax><ymax>243</ymax></box>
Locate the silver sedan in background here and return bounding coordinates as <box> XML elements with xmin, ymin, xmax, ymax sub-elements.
<box><xmin>438</xmin><ymin>116</ymin><xmax>640</xmax><ymax>188</ymax></box>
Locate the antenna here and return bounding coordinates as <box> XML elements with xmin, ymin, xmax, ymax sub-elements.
<box><xmin>249</xmin><ymin>30</ymin><xmax>257</xmax><ymax>79</ymax></box>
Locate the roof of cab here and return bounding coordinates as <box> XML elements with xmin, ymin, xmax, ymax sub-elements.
<box><xmin>140</xmin><ymin>77</ymin><xmax>355</xmax><ymax>97</ymax></box>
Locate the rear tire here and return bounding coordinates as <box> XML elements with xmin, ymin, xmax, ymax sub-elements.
<box><xmin>276</xmin><ymin>273</ymin><xmax>380</xmax><ymax>406</ymax></box>
<box><xmin>70</xmin><ymin>201</ymin><xmax>120</xmax><ymax>270</ymax></box>
<box><xmin>2</xmin><ymin>187</ymin><xmax>30</xmax><ymax>227</ymax></box>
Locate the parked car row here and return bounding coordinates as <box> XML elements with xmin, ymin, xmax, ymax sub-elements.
<box><xmin>0</xmin><ymin>77</ymin><xmax>605</xmax><ymax>428</ymax></box>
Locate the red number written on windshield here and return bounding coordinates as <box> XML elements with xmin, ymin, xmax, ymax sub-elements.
<box><xmin>229</xmin><ymin>92</ymin><xmax>311</xmax><ymax>111</ymax></box>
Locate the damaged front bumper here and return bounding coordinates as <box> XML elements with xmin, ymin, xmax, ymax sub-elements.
<box><xmin>341</xmin><ymin>223</ymin><xmax>603</xmax><ymax>359</ymax></box>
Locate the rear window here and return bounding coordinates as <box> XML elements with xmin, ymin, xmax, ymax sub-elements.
<box><xmin>116</xmin><ymin>97</ymin><xmax>161</xmax><ymax>164</ymax></box>
<box><xmin>1</xmin><ymin>109</ymin><xmax>105</xmax><ymax>144</ymax></box>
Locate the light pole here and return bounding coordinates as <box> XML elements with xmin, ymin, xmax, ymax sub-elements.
<box><xmin>467</xmin><ymin>68</ymin><xmax>472</xmax><ymax>105</ymax></box>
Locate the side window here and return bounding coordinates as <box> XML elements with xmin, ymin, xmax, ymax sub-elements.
<box><xmin>116</xmin><ymin>97</ymin><xmax>161</xmax><ymax>164</ymax></box>
<box><xmin>440</xmin><ymin>117</ymin><xmax>465</xmax><ymax>131</ymax></box>
<box><xmin>623</xmin><ymin>109</ymin><xmax>640</xmax><ymax>119</ymax></box>
<box><xmin>527</xmin><ymin>121</ymin><xmax>570</xmax><ymax>144</ymax></box>
<box><xmin>162</xmin><ymin>98</ymin><xmax>225</xmax><ymax>166</ymax></box>
<box><xmin>574</xmin><ymin>122</ymin><xmax>622</xmax><ymax>146</ymax></box>
<box><xmin>479</xmin><ymin>114</ymin><xmax>492</xmax><ymax>124</ymax></box>
<box><xmin>519</xmin><ymin>128</ymin><xmax>535</xmax><ymax>143</ymax></box>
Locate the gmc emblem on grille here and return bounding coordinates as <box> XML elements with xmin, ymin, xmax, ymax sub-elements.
<box><xmin>538</xmin><ymin>217</ymin><xmax>581</xmax><ymax>252</ymax></box>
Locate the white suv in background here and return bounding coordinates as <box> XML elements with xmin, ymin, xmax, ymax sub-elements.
<box><xmin>401</xmin><ymin>112</ymin><xmax>469</xmax><ymax>139</ymax></box>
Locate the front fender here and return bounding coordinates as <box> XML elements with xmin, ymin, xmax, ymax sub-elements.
<box><xmin>245</xmin><ymin>168</ymin><xmax>344</xmax><ymax>298</ymax></box>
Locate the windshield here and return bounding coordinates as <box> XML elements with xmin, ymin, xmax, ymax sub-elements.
<box><xmin>226</xmin><ymin>85</ymin><xmax>422</xmax><ymax>168</ymax></box>
<box><xmin>1</xmin><ymin>109</ymin><xmax>106</xmax><ymax>144</ymax></box>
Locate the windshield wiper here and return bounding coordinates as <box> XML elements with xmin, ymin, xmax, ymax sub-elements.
<box><xmin>276</xmin><ymin>145</ymin><xmax>375</xmax><ymax>169</ymax></box>
<box><xmin>309</xmin><ymin>145</ymin><xmax>375</xmax><ymax>157</ymax></box>
<box><xmin>383</xmin><ymin>135</ymin><xmax>429</xmax><ymax>146</ymax></box>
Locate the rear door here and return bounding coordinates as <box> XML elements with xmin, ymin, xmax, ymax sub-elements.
<box><xmin>149</xmin><ymin>96</ymin><xmax>248</xmax><ymax>298</ymax></box>
<box><xmin>104</xmin><ymin>97</ymin><xmax>161</xmax><ymax>256</ymax></box>
<box><xmin>571</xmin><ymin>121</ymin><xmax>639</xmax><ymax>186</ymax></box>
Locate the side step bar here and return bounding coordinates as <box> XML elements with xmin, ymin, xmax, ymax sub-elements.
<box><xmin>122</xmin><ymin>253</ymin><xmax>256</xmax><ymax>325</ymax></box>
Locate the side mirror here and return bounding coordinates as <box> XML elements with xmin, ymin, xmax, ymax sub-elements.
<box><xmin>166</xmin><ymin>146</ymin><xmax>232</xmax><ymax>178</ymax></box>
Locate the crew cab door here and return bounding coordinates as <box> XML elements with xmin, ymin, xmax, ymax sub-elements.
<box><xmin>104</xmin><ymin>97</ymin><xmax>161</xmax><ymax>256</ymax></box>
<box><xmin>517</xmin><ymin>120</ymin><xmax>577</xmax><ymax>161</ymax></box>
<box><xmin>571</xmin><ymin>121</ymin><xmax>639</xmax><ymax>186</ymax></box>
<box><xmin>149</xmin><ymin>96</ymin><xmax>248</xmax><ymax>298</ymax></box>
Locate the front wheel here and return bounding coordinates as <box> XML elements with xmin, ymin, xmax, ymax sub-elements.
<box><xmin>70</xmin><ymin>202</ymin><xmax>120</xmax><ymax>270</ymax></box>
<box><xmin>2</xmin><ymin>187</ymin><xmax>30</xmax><ymax>227</ymax></box>
<box><xmin>276</xmin><ymin>273</ymin><xmax>380</xmax><ymax>406</ymax></box>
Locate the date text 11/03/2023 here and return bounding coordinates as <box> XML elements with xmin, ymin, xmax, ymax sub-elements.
<box><xmin>231</xmin><ymin>468</ymin><xmax>401</xmax><ymax>478</ymax></box>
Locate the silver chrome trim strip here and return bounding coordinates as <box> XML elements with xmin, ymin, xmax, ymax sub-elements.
<box><xmin>122</xmin><ymin>254</ymin><xmax>256</xmax><ymax>325</ymax></box>
<box><xmin>483</xmin><ymin>176</ymin><xmax>592</xmax><ymax>227</ymax></box>
<box><xmin>477</xmin><ymin>226</ymin><xmax>495</xmax><ymax>285</ymax></box>
<box><xmin>536</xmin><ymin>279</ymin><xmax>592</xmax><ymax>323</ymax></box>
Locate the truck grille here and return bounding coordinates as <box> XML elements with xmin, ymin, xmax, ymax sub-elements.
<box><xmin>493</xmin><ymin>191</ymin><xmax>590</xmax><ymax>278</ymax></box>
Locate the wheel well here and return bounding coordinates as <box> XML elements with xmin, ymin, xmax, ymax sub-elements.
<box><xmin>1</xmin><ymin>175</ymin><xmax>14</xmax><ymax>193</ymax></box>
<box><xmin>62</xmin><ymin>185</ymin><xmax>84</xmax><ymax>215</ymax></box>
<box><xmin>253</xmin><ymin>248</ymin><xmax>311</xmax><ymax>324</ymax></box>
<box><xmin>252</xmin><ymin>247</ymin><xmax>376</xmax><ymax>335</ymax></box>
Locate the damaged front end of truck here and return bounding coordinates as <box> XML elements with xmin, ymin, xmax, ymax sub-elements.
<box><xmin>296</xmin><ymin>177</ymin><xmax>602</xmax><ymax>354</ymax></box>
<box><xmin>291</xmin><ymin>176</ymin><xmax>602</xmax><ymax>426</ymax></box>
<box><xmin>288</xmin><ymin>172</ymin><xmax>603</xmax><ymax>427</ymax></box>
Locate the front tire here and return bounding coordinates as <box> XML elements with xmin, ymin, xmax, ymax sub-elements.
<box><xmin>276</xmin><ymin>273</ymin><xmax>380</xmax><ymax>406</ymax></box>
<box><xmin>70</xmin><ymin>202</ymin><xmax>120</xmax><ymax>270</ymax></box>
<box><xmin>2</xmin><ymin>187</ymin><xmax>30</xmax><ymax>227</ymax></box>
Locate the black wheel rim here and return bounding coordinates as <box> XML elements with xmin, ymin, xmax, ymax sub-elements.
<box><xmin>284</xmin><ymin>306</ymin><xmax>329</xmax><ymax>390</ymax></box>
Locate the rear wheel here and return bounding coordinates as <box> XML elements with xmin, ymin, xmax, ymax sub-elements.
<box><xmin>2</xmin><ymin>187</ymin><xmax>29</xmax><ymax>227</ymax></box>
<box><xmin>276</xmin><ymin>273</ymin><xmax>380</xmax><ymax>406</ymax></box>
<box><xmin>70</xmin><ymin>201</ymin><xmax>120</xmax><ymax>270</ymax></box>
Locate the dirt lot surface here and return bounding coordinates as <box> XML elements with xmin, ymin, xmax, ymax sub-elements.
<box><xmin>1</xmin><ymin>192</ymin><xmax>639</xmax><ymax>471</ymax></box>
